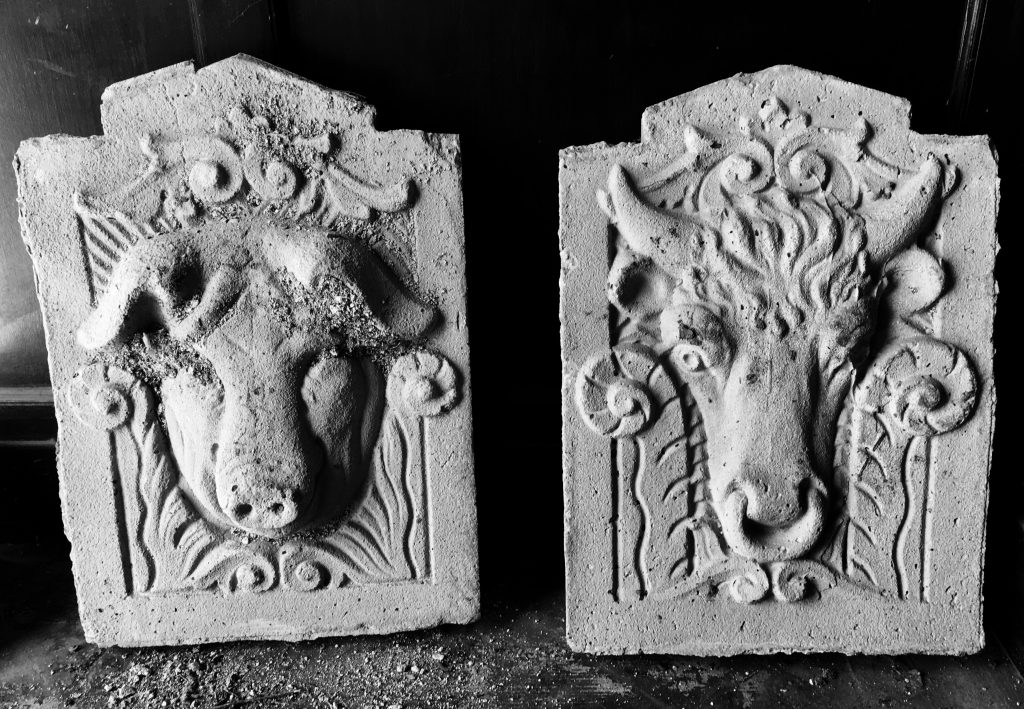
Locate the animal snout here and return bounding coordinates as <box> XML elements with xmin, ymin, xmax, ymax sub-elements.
<box><xmin>718</xmin><ymin>464</ymin><xmax>828</xmax><ymax>563</ymax></box>
<box><xmin>737</xmin><ymin>467</ymin><xmax>809</xmax><ymax>528</ymax></box>
<box><xmin>217</xmin><ymin>457</ymin><xmax>309</xmax><ymax>536</ymax></box>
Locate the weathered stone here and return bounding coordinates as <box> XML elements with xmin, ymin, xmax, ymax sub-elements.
<box><xmin>559</xmin><ymin>66</ymin><xmax>997</xmax><ymax>655</ymax></box>
<box><xmin>15</xmin><ymin>55</ymin><xmax>479</xmax><ymax>647</ymax></box>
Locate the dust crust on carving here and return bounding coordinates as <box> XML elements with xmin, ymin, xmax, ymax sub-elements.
<box><xmin>15</xmin><ymin>55</ymin><xmax>479</xmax><ymax>646</ymax></box>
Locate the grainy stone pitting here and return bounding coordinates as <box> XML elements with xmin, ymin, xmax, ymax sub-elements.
<box><xmin>559</xmin><ymin>65</ymin><xmax>998</xmax><ymax>655</ymax></box>
<box><xmin>14</xmin><ymin>55</ymin><xmax>479</xmax><ymax>647</ymax></box>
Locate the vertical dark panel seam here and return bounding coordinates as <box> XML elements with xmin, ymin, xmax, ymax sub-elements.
<box><xmin>266</xmin><ymin>0</ymin><xmax>290</xmax><ymax>59</ymax></box>
<box><xmin>186</xmin><ymin>0</ymin><xmax>209</xmax><ymax>67</ymax></box>
<box><xmin>948</xmin><ymin>0</ymin><xmax>989</xmax><ymax>130</ymax></box>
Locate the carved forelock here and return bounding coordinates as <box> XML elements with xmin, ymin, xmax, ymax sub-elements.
<box><xmin>670</xmin><ymin>188</ymin><xmax>874</xmax><ymax>335</ymax></box>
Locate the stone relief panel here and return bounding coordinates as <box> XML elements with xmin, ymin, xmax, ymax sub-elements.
<box><xmin>16</xmin><ymin>56</ymin><xmax>478</xmax><ymax>646</ymax></box>
<box><xmin>560</xmin><ymin>66</ymin><xmax>996</xmax><ymax>654</ymax></box>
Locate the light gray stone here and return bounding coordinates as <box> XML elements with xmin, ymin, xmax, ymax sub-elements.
<box><xmin>15</xmin><ymin>55</ymin><xmax>479</xmax><ymax>647</ymax></box>
<box><xmin>559</xmin><ymin>66</ymin><xmax>997</xmax><ymax>655</ymax></box>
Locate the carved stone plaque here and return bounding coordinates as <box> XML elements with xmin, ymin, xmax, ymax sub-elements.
<box><xmin>15</xmin><ymin>56</ymin><xmax>478</xmax><ymax>646</ymax></box>
<box><xmin>559</xmin><ymin>66</ymin><xmax>997</xmax><ymax>654</ymax></box>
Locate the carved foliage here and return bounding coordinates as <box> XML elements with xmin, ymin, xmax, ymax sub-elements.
<box><xmin>575</xmin><ymin>345</ymin><xmax>725</xmax><ymax>600</ymax></box>
<box><xmin>74</xmin><ymin>105</ymin><xmax>416</xmax><ymax>305</ymax></box>
<box><xmin>72</xmin><ymin>350</ymin><xmax>460</xmax><ymax>596</ymax></box>
<box><xmin>842</xmin><ymin>339</ymin><xmax>978</xmax><ymax>599</ymax></box>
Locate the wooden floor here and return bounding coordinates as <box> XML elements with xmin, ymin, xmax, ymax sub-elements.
<box><xmin>1</xmin><ymin>541</ymin><xmax>1023</xmax><ymax>709</ymax></box>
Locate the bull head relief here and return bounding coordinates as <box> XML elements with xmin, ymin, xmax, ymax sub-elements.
<box><xmin>575</xmin><ymin>96</ymin><xmax>980</xmax><ymax>603</ymax></box>
<box><xmin>19</xmin><ymin>56</ymin><xmax>480</xmax><ymax>645</ymax></box>
<box><xmin>62</xmin><ymin>96</ymin><xmax>465</xmax><ymax>598</ymax></box>
<box><xmin>78</xmin><ymin>221</ymin><xmax>435</xmax><ymax>538</ymax></box>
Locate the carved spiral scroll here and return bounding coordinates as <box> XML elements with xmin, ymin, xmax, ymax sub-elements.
<box><xmin>290</xmin><ymin>560</ymin><xmax>329</xmax><ymax>591</ymax></box>
<box><xmin>228</xmin><ymin>554</ymin><xmax>277</xmax><ymax>594</ymax></box>
<box><xmin>71</xmin><ymin>363</ymin><xmax>135</xmax><ymax>431</ymax></box>
<box><xmin>243</xmin><ymin>145</ymin><xmax>301</xmax><ymax>200</ymax></box>
<box><xmin>856</xmin><ymin>338</ymin><xmax>979</xmax><ymax>436</ymax></box>
<box><xmin>769</xmin><ymin>560</ymin><xmax>837</xmax><ymax>603</ymax></box>
<box><xmin>575</xmin><ymin>344</ymin><xmax>664</xmax><ymax>438</ymax></box>
<box><xmin>719</xmin><ymin>140</ymin><xmax>773</xmax><ymax>196</ymax></box>
<box><xmin>184</xmin><ymin>137</ymin><xmax>245</xmax><ymax>203</ymax></box>
<box><xmin>727</xmin><ymin>565</ymin><xmax>770</xmax><ymax>604</ymax></box>
<box><xmin>388</xmin><ymin>351</ymin><xmax>460</xmax><ymax>417</ymax></box>
<box><xmin>774</xmin><ymin>129</ymin><xmax>857</xmax><ymax>205</ymax></box>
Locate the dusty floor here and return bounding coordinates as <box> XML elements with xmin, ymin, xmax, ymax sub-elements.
<box><xmin>1</xmin><ymin>543</ymin><xmax>1023</xmax><ymax>708</ymax></box>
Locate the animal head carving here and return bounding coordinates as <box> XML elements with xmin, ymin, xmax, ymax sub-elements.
<box><xmin>601</xmin><ymin>147</ymin><xmax>946</xmax><ymax>563</ymax></box>
<box><xmin>78</xmin><ymin>220</ymin><xmax>436</xmax><ymax>537</ymax></box>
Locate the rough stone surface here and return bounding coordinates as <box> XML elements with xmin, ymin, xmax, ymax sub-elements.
<box><xmin>559</xmin><ymin>66</ymin><xmax>998</xmax><ymax>655</ymax></box>
<box><xmin>15</xmin><ymin>55</ymin><xmax>479</xmax><ymax>647</ymax></box>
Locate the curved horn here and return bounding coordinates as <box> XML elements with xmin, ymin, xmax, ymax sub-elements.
<box><xmin>600</xmin><ymin>164</ymin><xmax>703</xmax><ymax>275</ymax></box>
<box><xmin>862</xmin><ymin>154</ymin><xmax>945</xmax><ymax>266</ymax></box>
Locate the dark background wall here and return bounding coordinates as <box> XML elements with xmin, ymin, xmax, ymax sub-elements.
<box><xmin>0</xmin><ymin>0</ymin><xmax>1021</xmax><ymax>635</ymax></box>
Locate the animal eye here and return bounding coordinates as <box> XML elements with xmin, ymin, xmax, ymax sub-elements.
<box><xmin>660</xmin><ymin>305</ymin><xmax>730</xmax><ymax>374</ymax></box>
<box><xmin>670</xmin><ymin>343</ymin><xmax>711</xmax><ymax>373</ymax></box>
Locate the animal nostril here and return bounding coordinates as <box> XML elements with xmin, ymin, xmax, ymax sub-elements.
<box><xmin>798</xmin><ymin>476</ymin><xmax>814</xmax><ymax>498</ymax></box>
<box><xmin>233</xmin><ymin>503</ymin><xmax>252</xmax><ymax>519</ymax></box>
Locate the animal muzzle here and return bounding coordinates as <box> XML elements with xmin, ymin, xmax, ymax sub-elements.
<box><xmin>717</xmin><ymin>464</ymin><xmax>828</xmax><ymax>563</ymax></box>
<box><xmin>216</xmin><ymin>455</ymin><xmax>312</xmax><ymax>537</ymax></box>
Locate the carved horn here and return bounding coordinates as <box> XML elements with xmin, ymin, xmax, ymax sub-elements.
<box><xmin>862</xmin><ymin>154</ymin><xmax>945</xmax><ymax>266</ymax></box>
<box><xmin>601</xmin><ymin>164</ymin><xmax>703</xmax><ymax>275</ymax></box>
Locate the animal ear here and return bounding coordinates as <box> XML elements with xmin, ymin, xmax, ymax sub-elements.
<box><xmin>882</xmin><ymin>246</ymin><xmax>945</xmax><ymax>317</ymax></box>
<box><xmin>290</xmin><ymin>236</ymin><xmax>438</xmax><ymax>339</ymax></box>
<box><xmin>76</xmin><ymin>234</ymin><xmax>239</xmax><ymax>349</ymax></box>
<box><xmin>345</xmin><ymin>250</ymin><xmax>438</xmax><ymax>338</ymax></box>
<box><xmin>77</xmin><ymin>246</ymin><xmax>172</xmax><ymax>350</ymax></box>
<box><xmin>607</xmin><ymin>249</ymin><xmax>673</xmax><ymax>320</ymax></box>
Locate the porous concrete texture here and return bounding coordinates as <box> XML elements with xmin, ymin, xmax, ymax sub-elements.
<box><xmin>15</xmin><ymin>55</ymin><xmax>479</xmax><ymax>647</ymax></box>
<box><xmin>559</xmin><ymin>65</ymin><xmax>998</xmax><ymax>655</ymax></box>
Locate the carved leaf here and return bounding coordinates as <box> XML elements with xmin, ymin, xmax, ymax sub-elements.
<box><xmin>639</xmin><ymin>389</ymin><xmax>697</xmax><ymax>594</ymax></box>
<box><xmin>188</xmin><ymin>542</ymin><xmax>278</xmax><ymax>594</ymax></box>
<box><xmin>845</xmin><ymin>408</ymin><xmax>910</xmax><ymax>596</ymax></box>
<box><xmin>295</xmin><ymin>165</ymin><xmax>414</xmax><ymax>227</ymax></box>
<box><xmin>333</xmin><ymin>410</ymin><xmax>418</xmax><ymax>581</ymax></box>
<box><xmin>130</xmin><ymin>381</ymin><xmax>223</xmax><ymax>593</ymax></box>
